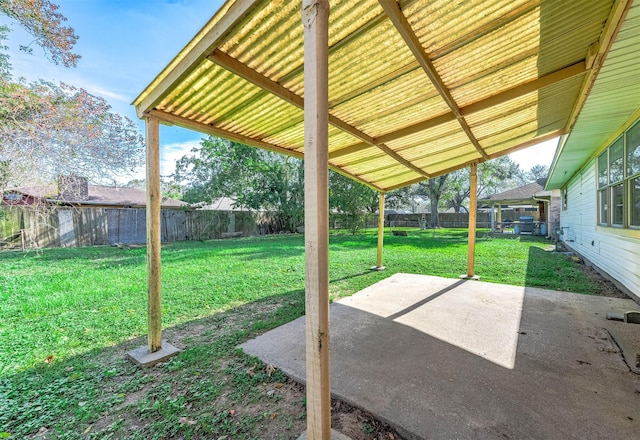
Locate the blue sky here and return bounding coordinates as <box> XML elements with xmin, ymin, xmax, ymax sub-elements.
<box><xmin>0</xmin><ymin>0</ymin><xmax>557</xmax><ymax>181</ymax></box>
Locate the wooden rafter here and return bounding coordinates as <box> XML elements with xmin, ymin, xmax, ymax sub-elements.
<box><xmin>135</xmin><ymin>0</ymin><xmax>264</xmax><ymax>118</ymax></box>
<box><xmin>379</xmin><ymin>0</ymin><xmax>489</xmax><ymax>160</ymax></box>
<box><xmin>328</xmin><ymin>61</ymin><xmax>585</xmax><ymax>162</ymax></box>
<box><xmin>207</xmin><ymin>48</ymin><xmax>431</xmax><ymax>179</ymax></box>
<box><xmin>428</xmin><ymin>1</ymin><xmax>541</xmax><ymax>60</ymax></box>
<box><xmin>147</xmin><ymin>109</ymin><xmax>384</xmax><ymax>192</ymax></box>
<box><xmin>328</xmin><ymin>142</ymin><xmax>371</xmax><ymax>160</ymax></box>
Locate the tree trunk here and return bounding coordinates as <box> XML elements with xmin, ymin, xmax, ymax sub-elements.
<box><xmin>429</xmin><ymin>194</ymin><xmax>440</xmax><ymax>227</ymax></box>
<box><xmin>428</xmin><ymin>176</ymin><xmax>448</xmax><ymax>227</ymax></box>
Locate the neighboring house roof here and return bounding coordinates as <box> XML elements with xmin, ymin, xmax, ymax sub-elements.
<box><xmin>5</xmin><ymin>185</ymin><xmax>187</xmax><ymax>208</ymax></box>
<box><xmin>547</xmin><ymin>1</ymin><xmax>640</xmax><ymax>189</ymax></box>
<box><xmin>480</xmin><ymin>179</ymin><xmax>551</xmax><ymax>205</ymax></box>
<box><xmin>195</xmin><ymin>197</ymin><xmax>260</xmax><ymax>212</ymax></box>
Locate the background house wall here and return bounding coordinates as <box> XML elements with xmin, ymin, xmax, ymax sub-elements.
<box><xmin>561</xmin><ymin>159</ymin><xmax>639</xmax><ymax>299</ymax></box>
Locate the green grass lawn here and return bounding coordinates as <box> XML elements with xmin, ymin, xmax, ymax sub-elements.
<box><xmin>0</xmin><ymin>229</ymin><xmax>611</xmax><ymax>439</ymax></box>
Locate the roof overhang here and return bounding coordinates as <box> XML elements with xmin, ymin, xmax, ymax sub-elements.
<box><xmin>547</xmin><ymin>0</ymin><xmax>639</xmax><ymax>189</ymax></box>
<box><xmin>134</xmin><ymin>0</ymin><xmax>632</xmax><ymax>192</ymax></box>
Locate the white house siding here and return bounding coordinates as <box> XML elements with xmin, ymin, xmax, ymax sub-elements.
<box><xmin>561</xmin><ymin>159</ymin><xmax>640</xmax><ymax>300</ymax></box>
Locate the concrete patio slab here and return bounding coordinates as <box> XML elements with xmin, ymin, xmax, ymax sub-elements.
<box><xmin>241</xmin><ymin>274</ymin><xmax>640</xmax><ymax>440</ymax></box>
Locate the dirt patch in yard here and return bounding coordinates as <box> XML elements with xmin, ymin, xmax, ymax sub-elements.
<box><xmin>559</xmin><ymin>249</ymin><xmax>631</xmax><ymax>299</ymax></box>
<box><xmin>50</xmin><ymin>296</ymin><xmax>404</xmax><ymax>440</ymax></box>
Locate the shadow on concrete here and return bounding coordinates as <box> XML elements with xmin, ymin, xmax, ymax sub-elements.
<box><xmin>242</xmin><ymin>274</ymin><xmax>640</xmax><ymax>440</ymax></box>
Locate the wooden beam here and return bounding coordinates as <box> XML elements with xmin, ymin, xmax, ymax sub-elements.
<box><xmin>370</xmin><ymin>168</ymin><xmax>422</xmax><ymax>185</ymax></box>
<box><xmin>429</xmin><ymin>1</ymin><xmax>541</xmax><ymax>60</ymax></box>
<box><xmin>207</xmin><ymin>48</ymin><xmax>377</xmax><ymax>145</ymax></box>
<box><xmin>354</xmin><ymin>161</ymin><xmax>407</xmax><ymax>178</ymax></box>
<box><xmin>460</xmin><ymin>62</ymin><xmax>586</xmax><ymax>117</ymax></box>
<box><xmin>374</xmin><ymin>113</ymin><xmax>457</xmax><ymax>144</ymax></box>
<box><xmin>358</xmin><ymin>62</ymin><xmax>585</xmax><ymax>148</ymax></box>
<box><xmin>383</xmin><ymin>176</ymin><xmax>428</xmax><ymax>191</ymax></box>
<box><xmin>145</xmin><ymin>117</ymin><xmax>162</xmax><ymax>352</ymax></box>
<box><xmin>381</xmin><ymin>138</ymin><xmax>549</xmax><ymax>191</ymax></box>
<box><xmin>147</xmin><ymin>109</ymin><xmax>384</xmax><ymax>192</ymax></box>
<box><xmin>207</xmin><ymin>48</ymin><xmax>430</xmax><ymax>179</ymax></box>
<box><xmin>378</xmin><ymin>0</ymin><xmax>489</xmax><ymax>160</ymax></box>
<box><xmin>376</xmin><ymin>143</ymin><xmax>431</xmax><ymax>178</ymax></box>
<box><xmin>328</xmin><ymin>142</ymin><xmax>370</xmax><ymax>160</ymax></box>
<box><xmin>134</xmin><ymin>0</ymin><xmax>263</xmax><ymax>118</ymax></box>
<box><xmin>376</xmin><ymin>193</ymin><xmax>385</xmax><ymax>269</ymax></box>
<box><xmin>466</xmin><ymin>163</ymin><xmax>478</xmax><ymax>278</ymax></box>
<box><xmin>149</xmin><ymin>109</ymin><xmax>305</xmax><ymax>158</ymax></box>
<box><xmin>303</xmin><ymin>1</ymin><xmax>331</xmax><ymax>438</ymax></box>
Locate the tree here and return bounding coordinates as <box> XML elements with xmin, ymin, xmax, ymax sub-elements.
<box><xmin>526</xmin><ymin>164</ymin><xmax>549</xmax><ymax>182</ymax></box>
<box><xmin>0</xmin><ymin>2</ymin><xmax>143</xmax><ymax>192</ymax></box>
<box><xmin>440</xmin><ymin>156</ymin><xmax>525</xmax><ymax>213</ymax></box>
<box><xmin>385</xmin><ymin>185</ymin><xmax>416</xmax><ymax>211</ymax></box>
<box><xmin>175</xmin><ymin>137</ymin><xmax>305</xmax><ymax>232</ymax></box>
<box><xmin>0</xmin><ymin>79</ymin><xmax>145</xmax><ymax>191</ymax></box>
<box><xmin>442</xmin><ymin>169</ymin><xmax>469</xmax><ymax>213</ymax></box>
<box><xmin>0</xmin><ymin>0</ymin><xmax>80</xmax><ymax>67</ymax></box>
<box><xmin>124</xmin><ymin>178</ymin><xmax>183</xmax><ymax>201</ymax></box>
<box><xmin>329</xmin><ymin>172</ymin><xmax>378</xmax><ymax>233</ymax></box>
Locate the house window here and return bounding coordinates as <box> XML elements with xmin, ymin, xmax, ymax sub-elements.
<box><xmin>598</xmin><ymin>188</ymin><xmax>608</xmax><ymax>225</ymax></box>
<box><xmin>632</xmin><ymin>177</ymin><xmax>640</xmax><ymax>227</ymax></box>
<box><xmin>597</xmin><ymin>119</ymin><xmax>640</xmax><ymax>229</ymax></box>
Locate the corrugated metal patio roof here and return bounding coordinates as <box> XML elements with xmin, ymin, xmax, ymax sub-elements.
<box><xmin>134</xmin><ymin>0</ymin><xmax>631</xmax><ymax>192</ymax></box>
<box><xmin>547</xmin><ymin>0</ymin><xmax>640</xmax><ymax>189</ymax></box>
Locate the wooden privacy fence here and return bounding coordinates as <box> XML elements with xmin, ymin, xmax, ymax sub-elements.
<box><xmin>1</xmin><ymin>207</ymin><xmax>537</xmax><ymax>249</ymax></box>
<box><xmin>0</xmin><ymin>206</ymin><xmax>280</xmax><ymax>249</ymax></box>
<box><xmin>329</xmin><ymin>211</ymin><xmax>528</xmax><ymax>230</ymax></box>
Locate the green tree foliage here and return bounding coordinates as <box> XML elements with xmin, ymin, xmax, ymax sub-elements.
<box><xmin>436</xmin><ymin>156</ymin><xmax>524</xmax><ymax>214</ymax></box>
<box><xmin>175</xmin><ymin>136</ymin><xmax>385</xmax><ymax>233</ymax></box>
<box><xmin>526</xmin><ymin>164</ymin><xmax>549</xmax><ymax>182</ymax></box>
<box><xmin>380</xmin><ymin>156</ymin><xmax>526</xmax><ymax>226</ymax></box>
<box><xmin>124</xmin><ymin>178</ymin><xmax>183</xmax><ymax>201</ymax></box>
<box><xmin>0</xmin><ymin>79</ymin><xmax>144</xmax><ymax>190</ymax></box>
<box><xmin>0</xmin><ymin>3</ymin><xmax>143</xmax><ymax>192</ymax></box>
<box><xmin>0</xmin><ymin>0</ymin><xmax>80</xmax><ymax>67</ymax></box>
<box><xmin>175</xmin><ymin>137</ymin><xmax>305</xmax><ymax>232</ymax></box>
<box><xmin>329</xmin><ymin>172</ymin><xmax>378</xmax><ymax>233</ymax></box>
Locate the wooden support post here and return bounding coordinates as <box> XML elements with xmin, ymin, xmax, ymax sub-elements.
<box><xmin>466</xmin><ymin>163</ymin><xmax>478</xmax><ymax>279</ymax></box>
<box><xmin>126</xmin><ymin>117</ymin><xmax>180</xmax><ymax>368</ymax></box>
<box><xmin>302</xmin><ymin>1</ymin><xmax>331</xmax><ymax>439</ymax></box>
<box><xmin>146</xmin><ymin>117</ymin><xmax>162</xmax><ymax>353</ymax></box>
<box><xmin>372</xmin><ymin>192</ymin><xmax>386</xmax><ymax>271</ymax></box>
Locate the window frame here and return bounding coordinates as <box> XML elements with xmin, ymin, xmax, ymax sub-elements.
<box><xmin>596</xmin><ymin>118</ymin><xmax>640</xmax><ymax>230</ymax></box>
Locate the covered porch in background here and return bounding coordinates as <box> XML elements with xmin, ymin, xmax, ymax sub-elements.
<box><xmin>479</xmin><ymin>179</ymin><xmax>556</xmax><ymax>236</ymax></box>
<box><xmin>131</xmin><ymin>0</ymin><xmax>633</xmax><ymax>438</ymax></box>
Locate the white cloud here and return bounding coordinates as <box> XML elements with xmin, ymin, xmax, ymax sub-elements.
<box><xmin>80</xmin><ymin>83</ymin><xmax>130</xmax><ymax>103</ymax></box>
<box><xmin>160</xmin><ymin>140</ymin><xmax>201</xmax><ymax>176</ymax></box>
<box><xmin>508</xmin><ymin>137</ymin><xmax>560</xmax><ymax>171</ymax></box>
